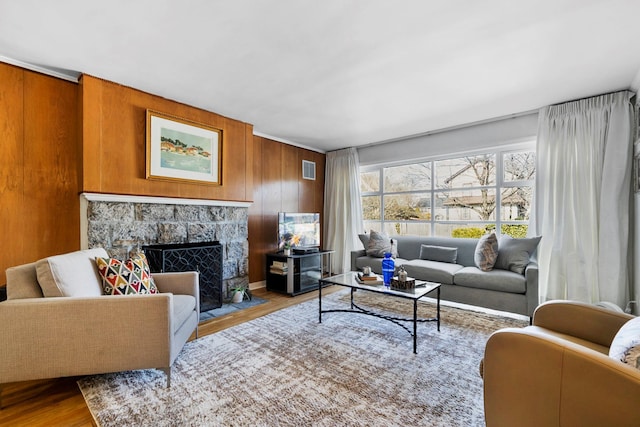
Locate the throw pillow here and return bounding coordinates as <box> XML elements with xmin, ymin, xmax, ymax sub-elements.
<box><xmin>366</xmin><ymin>230</ymin><xmax>398</xmax><ymax>258</ymax></box>
<box><xmin>95</xmin><ymin>253</ymin><xmax>159</xmax><ymax>295</ymax></box>
<box><xmin>419</xmin><ymin>245</ymin><xmax>458</xmax><ymax>264</ymax></box>
<box><xmin>35</xmin><ymin>248</ymin><xmax>108</xmax><ymax>297</ymax></box>
<box><xmin>474</xmin><ymin>233</ymin><xmax>498</xmax><ymax>272</ymax></box>
<box><xmin>494</xmin><ymin>235</ymin><xmax>542</xmax><ymax>274</ymax></box>
<box><xmin>609</xmin><ymin>317</ymin><xmax>640</xmax><ymax>370</ymax></box>
<box><xmin>358</xmin><ymin>233</ymin><xmax>370</xmax><ymax>250</ymax></box>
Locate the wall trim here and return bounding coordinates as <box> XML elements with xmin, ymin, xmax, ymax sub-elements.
<box><xmin>81</xmin><ymin>192</ymin><xmax>252</xmax><ymax>208</ymax></box>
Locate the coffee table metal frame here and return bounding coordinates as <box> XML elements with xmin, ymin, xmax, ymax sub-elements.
<box><xmin>318</xmin><ymin>272</ymin><xmax>441</xmax><ymax>354</ymax></box>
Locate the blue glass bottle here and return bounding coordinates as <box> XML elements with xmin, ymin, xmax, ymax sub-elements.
<box><xmin>381</xmin><ymin>252</ymin><xmax>395</xmax><ymax>287</ymax></box>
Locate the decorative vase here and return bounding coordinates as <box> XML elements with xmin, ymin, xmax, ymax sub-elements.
<box><xmin>231</xmin><ymin>291</ymin><xmax>243</xmax><ymax>303</ymax></box>
<box><xmin>284</xmin><ymin>248</ymin><xmax>291</xmax><ymax>256</ymax></box>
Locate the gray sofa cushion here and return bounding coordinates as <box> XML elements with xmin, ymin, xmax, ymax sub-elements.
<box><xmin>402</xmin><ymin>259</ymin><xmax>464</xmax><ymax>285</ymax></box>
<box><xmin>355</xmin><ymin>256</ymin><xmax>407</xmax><ymax>274</ymax></box>
<box><xmin>419</xmin><ymin>244</ymin><xmax>458</xmax><ymax>263</ymax></box>
<box><xmin>495</xmin><ymin>235</ymin><xmax>542</xmax><ymax>274</ymax></box>
<box><xmin>454</xmin><ymin>266</ymin><xmax>526</xmax><ymax>293</ymax></box>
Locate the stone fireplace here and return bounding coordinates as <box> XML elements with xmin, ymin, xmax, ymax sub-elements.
<box><xmin>80</xmin><ymin>193</ymin><xmax>251</xmax><ymax>300</ymax></box>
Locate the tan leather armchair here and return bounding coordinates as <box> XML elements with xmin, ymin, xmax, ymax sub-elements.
<box><xmin>483</xmin><ymin>300</ymin><xmax>640</xmax><ymax>427</ymax></box>
<box><xmin>0</xmin><ymin>248</ymin><xmax>199</xmax><ymax>408</ymax></box>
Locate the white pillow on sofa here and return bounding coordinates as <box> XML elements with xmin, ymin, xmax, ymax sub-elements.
<box><xmin>36</xmin><ymin>248</ymin><xmax>108</xmax><ymax>297</ymax></box>
<box><xmin>474</xmin><ymin>233</ymin><xmax>498</xmax><ymax>272</ymax></box>
<box><xmin>366</xmin><ymin>230</ymin><xmax>398</xmax><ymax>258</ymax></box>
<box><xmin>609</xmin><ymin>316</ymin><xmax>640</xmax><ymax>370</ymax></box>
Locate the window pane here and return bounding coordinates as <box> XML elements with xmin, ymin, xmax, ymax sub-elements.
<box><xmin>434</xmin><ymin>223</ymin><xmax>495</xmax><ymax>238</ymax></box>
<box><xmin>383</xmin><ymin>193</ymin><xmax>431</xmax><ymax>220</ymax></box>
<box><xmin>362</xmin><ymin>195</ymin><xmax>381</xmax><ymax>220</ymax></box>
<box><xmin>501</xmin><ymin>224</ymin><xmax>529</xmax><ymax>238</ymax></box>
<box><xmin>360</xmin><ymin>170</ymin><xmax>380</xmax><ymax>192</ymax></box>
<box><xmin>503</xmin><ymin>151</ymin><xmax>536</xmax><ymax>182</ymax></box>
<box><xmin>500</xmin><ymin>186</ymin><xmax>532</xmax><ymax>220</ymax></box>
<box><xmin>435</xmin><ymin>155</ymin><xmax>495</xmax><ymax>189</ymax></box>
<box><xmin>383</xmin><ymin>162</ymin><xmax>431</xmax><ymax>192</ymax></box>
<box><xmin>434</xmin><ymin>189</ymin><xmax>496</xmax><ymax>221</ymax></box>
<box><xmin>383</xmin><ymin>222</ymin><xmax>431</xmax><ymax>236</ymax></box>
<box><xmin>363</xmin><ymin>220</ymin><xmax>381</xmax><ymax>234</ymax></box>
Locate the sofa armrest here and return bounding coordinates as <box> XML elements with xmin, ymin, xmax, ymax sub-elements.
<box><xmin>0</xmin><ymin>295</ymin><xmax>173</xmax><ymax>384</ymax></box>
<box><xmin>350</xmin><ymin>250</ymin><xmax>366</xmax><ymax>271</ymax></box>
<box><xmin>533</xmin><ymin>300</ymin><xmax>633</xmax><ymax>347</ymax></box>
<box><xmin>484</xmin><ymin>327</ymin><xmax>640</xmax><ymax>427</ymax></box>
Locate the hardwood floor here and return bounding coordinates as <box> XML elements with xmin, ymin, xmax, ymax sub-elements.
<box><xmin>0</xmin><ymin>286</ymin><xmax>340</xmax><ymax>427</ymax></box>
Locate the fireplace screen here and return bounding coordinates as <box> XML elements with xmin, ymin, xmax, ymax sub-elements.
<box><xmin>143</xmin><ymin>241</ymin><xmax>223</xmax><ymax>311</ymax></box>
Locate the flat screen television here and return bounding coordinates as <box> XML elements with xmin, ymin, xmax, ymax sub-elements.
<box><xmin>278</xmin><ymin>212</ymin><xmax>321</xmax><ymax>250</ymax></box>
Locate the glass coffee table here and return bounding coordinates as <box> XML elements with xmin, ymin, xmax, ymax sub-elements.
<box><xmin>318</xmin><ymin>272</ymin><xmax>441</xmax><ymax>354</ymax></box>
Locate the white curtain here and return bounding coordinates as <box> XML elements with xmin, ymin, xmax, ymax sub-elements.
<box><xmin>324</xmin><ymin>147</ymin><xmax>364</xmax><ymax>273</ymax></box>
<box><xmin>534</xmin><ymin>91</ymin><xmax>635</xmax><ymax>308</ymax></box>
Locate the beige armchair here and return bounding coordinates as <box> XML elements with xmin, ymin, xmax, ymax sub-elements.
<box><xmin>0</xmin><ymin>248</ymin><xmax>199</xmax><ymax>407</ymax></box>
<box><xmin>483</xmin><ymin>300</ymin><xmax>640</xmax><ymax>427</ymax></box>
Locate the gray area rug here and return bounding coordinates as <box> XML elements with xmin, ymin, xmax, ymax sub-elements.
<box><xmin>78</xmin><ymin>290</ymin><xmax>526</xmax><ymax>426</ymax></box>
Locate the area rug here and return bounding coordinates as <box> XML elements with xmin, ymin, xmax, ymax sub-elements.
<box><xmin>78</xmin><ymin>290</ymin><xmax>526</xmax><ymax>427</ymax></box>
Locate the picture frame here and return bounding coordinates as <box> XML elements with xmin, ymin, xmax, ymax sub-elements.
<box><xmin>146</xmin><ymin>110</ymin><xmax>222</xmax><ymax>185</ymax></box>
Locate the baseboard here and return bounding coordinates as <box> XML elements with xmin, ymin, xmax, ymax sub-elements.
<box><xmin>249</xmin><ymin>280</ymin><xmax>266</xmax><ymax>290</ymax></box>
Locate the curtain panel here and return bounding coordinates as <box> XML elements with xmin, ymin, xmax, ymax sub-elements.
<box><xmin>324</xmin><ymin>148</ymin><xmax>364</xmax><ymax>273</ymax></box>
<box><xmin>535</xmin><ymin>91</ymin><xmax>635</xmax><ymax>308</ymax></box>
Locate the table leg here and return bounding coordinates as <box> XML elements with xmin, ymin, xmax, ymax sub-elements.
<box><xmin>437</xmin><ymin>286</ymin><xmax>441</xmax><ymax>332</ymax></box>
<box><xmin>319</xmin><ymin>280</ymin><xmax>323</xmax><ymax>323</ymax></box>
<box><xmin>413</xmin><ymin>299</ymin><xmax>418</xmax><ymax>354</ymax></box>
<box><xmin>350</xmin><ymin>287</ymin><xmax>355</xmax><ymax>309</ymax></box>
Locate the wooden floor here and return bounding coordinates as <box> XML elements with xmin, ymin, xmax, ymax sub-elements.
<box><xmin>0</xmin><ymin>286</ymin><xmax>341</xmax><ymax>427</ymax></box>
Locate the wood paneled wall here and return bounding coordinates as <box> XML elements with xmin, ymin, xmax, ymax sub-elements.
<box><xmin>80</xmin><ymin>75</ymin><xmax>254</xmax><ymax>202</ymax></box>
<box><xmin>248</xmin><ymin>136</ymin><xmax>325</xmax><ymax>283</ymax></box>
<box><xmin>0</xmin><ymin>62</ymin><xmax>80</xmax><ymax>285</ymax></box>
<box><xmin>0</xmin><ymin>64</ymin><xmax>325</xmax><ymax>287</ymax></box>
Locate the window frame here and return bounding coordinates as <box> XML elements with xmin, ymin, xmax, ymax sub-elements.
<box><xmin>360</xmin><ymin>142</ymin><xmax>536</xmax><ymax>237</ymax></box>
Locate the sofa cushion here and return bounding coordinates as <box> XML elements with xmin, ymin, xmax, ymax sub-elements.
<box><xmin>173</xmin><ymin>294</ymin><xmax>197</xmax><ymax>333</ymax></box>
<box><xmin>402</xmin><ymin>259</ymin><xmax>464</xmax><ymax>285</ymax></box>
<box><xmin>419</xmin><ymin>245</ymin><xmax>458</xmax><ymax>264</ymax></box>
<box><xmin>453</xmin><ymin>266</ymin><xmax>526</xmax><ymax>293</ymax></box>
<box><xmin>5</xmin><ymin>262</ymin><xmax>44</xmax><ymax>299</ymax></box>
<box><xmin>95</xmin><ymin>253</ymin><xmax>159</xmax><ymax>295</ymax></box>
<box><xmin>609</xmin><ymin>317</ymin><xmax>640</xmax><ymax>370</ymax></box>
<box><xmin>354</xmin><ymin>256</ymin><xmax>407</xmax><ymax>274</ymax></box>
<box><xmin>494</xmin><ymin>235</ymin><xmax>542</xmax><ymax>274</ymax></box>
<box><xmin>36</xmin><ymin>248</ymin><xmax>107</xmax><ymax>297</ymax></box>
<box><xmin>474</xmin><ymin>233</ymin><xmax>498</xmax><ymax>271</ymax></box>
<box><xmin>366</xmin><ymin>230</ymin><xmax>398</xmax><ymax>258</ymax></box>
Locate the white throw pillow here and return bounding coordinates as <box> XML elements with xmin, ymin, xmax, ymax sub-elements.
<box><xmin>36</xmin><ymin>248</ymin><xmax>108</xmax><ymax>297</ymax></box>
<box><xmin>610</xmin><ymin>316</ymin><xmax>640</xmax><ymax>370</ymax></box>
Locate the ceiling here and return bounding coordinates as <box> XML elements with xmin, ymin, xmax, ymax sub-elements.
<box><xmin>1</xmin><ymin>0</ymin><xmax>639</xmax><ymax>152</ymax></box>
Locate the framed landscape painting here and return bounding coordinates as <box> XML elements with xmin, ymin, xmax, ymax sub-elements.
<box><xmin>146</xmin><ymin>110</ymin><xmax>222</xmax><ymax>185</ymax></box>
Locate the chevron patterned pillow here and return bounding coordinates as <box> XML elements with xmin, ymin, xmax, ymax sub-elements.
<box><xmin>95</xmin><ymin>253</ymin><xmax>159</xmax><ymax>295</ymax></box>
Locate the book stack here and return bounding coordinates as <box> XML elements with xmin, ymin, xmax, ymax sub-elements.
<box><xmin>356</xmin><ymin>272</ymin><xmax>383</xmax><ymax>285</ymax></box>
<box><xmin>269</xmin><ymin>261</ymin><xmax>288</xmax><ymax>275</ymax></box>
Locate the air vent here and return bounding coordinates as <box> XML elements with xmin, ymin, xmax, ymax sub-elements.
<box><xmin>302</xmin><ymin>160</ymin><xmax>316</xmax><ymax>180</ymax></box>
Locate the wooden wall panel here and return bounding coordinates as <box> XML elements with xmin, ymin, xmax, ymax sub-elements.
<box><xmin>23</xmin><ymin>71</ymin><xmax>80</xmax><ymax>259</ymax></box>
<box><xmin>0</xmin><ymin>64</ymin><xmax>25</xmax><ymax>285</ymax></box>
<box><xmin>248</xmin><ymin>136</ymin><xmax>326</xmax><ymax>283</ymax></box>
<box><xmin>248</xmin><ymin>136</ymin><xmax>265</xmax><ymax>282</ymax></box>
<box><xmin>0</xmin><ymin>63</ymin><xmax>80</xmax><ymax>285</ymax></box>
<box><xmin>81</xmin><ymin>75</ymin><xmax>252</xmax><ymax>202</ymax></box>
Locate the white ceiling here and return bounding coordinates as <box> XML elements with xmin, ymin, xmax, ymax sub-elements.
<box><xmin>1</xmin><ymin>0</ymin><xmax>639</xmax><ymax>152</ymax></box>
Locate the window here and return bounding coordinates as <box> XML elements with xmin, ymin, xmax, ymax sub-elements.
<box><xmin>360</xmin><ymin>147</ymin><xmax>535</xmax><ymax>238</ymax></box>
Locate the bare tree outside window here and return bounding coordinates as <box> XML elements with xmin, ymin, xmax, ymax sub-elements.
<box><xmin>359</xmin><ymin>149</ymin><xmax>535</xmax><ymax>238</ymax></box>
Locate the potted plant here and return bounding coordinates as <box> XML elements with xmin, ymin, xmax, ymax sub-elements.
<box><xmin>229</xmin><ymin>285</ymin><xmax>252</xmax><ymax>303</ymax></box>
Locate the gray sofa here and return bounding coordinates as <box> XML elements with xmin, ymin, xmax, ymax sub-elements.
<box><xmin>351</xmin><ymin>235</ymin><xmax>539</xmax><ymax>317</ymax></box>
